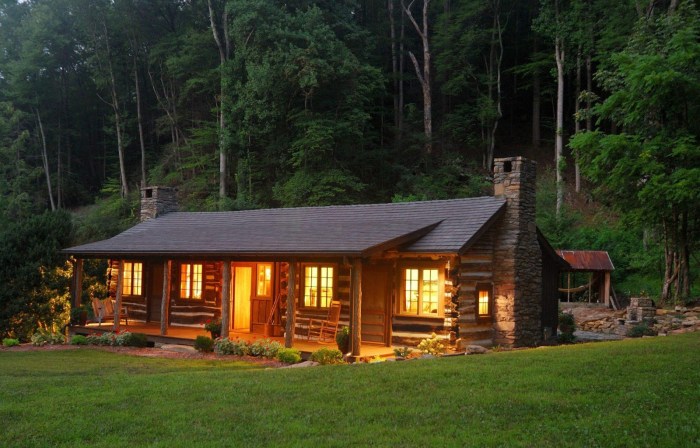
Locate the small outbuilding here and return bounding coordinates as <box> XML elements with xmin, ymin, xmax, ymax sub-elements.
<box><xmin>556</xmin><ymin>250</ymin><xmax>616</xmax><ymax>308</ymax></box>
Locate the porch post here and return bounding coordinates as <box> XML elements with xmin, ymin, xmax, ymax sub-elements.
<box><xmin>350</xmin><ymin>258</ymin><xmax>363</xmax><ymax>358</ymax></box>
<box><xmin>160</xmin><ymin>260</ymin><xmax>171</xmax><ymax>335</ymax></box>
<box><xmin>71</xmin><ymin>258</ymin><xmax>83</xmax><ymax>309</ymax></box>
<box><xmin>113</xmin><ymin>259</ymin><xmax>124</xmax><ymax>331</ymax></box>
<box><xmin>221</xmin><ymin>260</ymin><xmax>231</xmax><ymax>338</ymax></box>
<box><xmin>284</xmin><ymin>259</ymin><xmax>297</xmax><ymax>348</ymax></box>
<box><xmin>603</xmin><ymin>272</ymin><xmax>611</xmax><ymax>308</ymax></box>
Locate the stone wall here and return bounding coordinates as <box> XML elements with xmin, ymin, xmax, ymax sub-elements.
<box><xmin>492</xmin><ymin>157</ymin><xmax>542</xmax><ymax>347</ymax></box>
<box><xmin>140</xmin><ymin>186</ymin><xmax>178</xmax><ymax>221</ymax></box>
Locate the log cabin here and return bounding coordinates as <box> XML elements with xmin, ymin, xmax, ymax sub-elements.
<box><xmin>64</xmin><ymin>156</ymin><xmax>567</xmax><ymax>356</ymax></box>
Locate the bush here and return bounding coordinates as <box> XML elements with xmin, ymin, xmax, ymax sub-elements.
<box><xmin>277</xmin><ymin>348</ymin><xmax>302</xmax><ymax>364</ymax></box>
<box><xmin>118</xmin><ymin>332</ymin><xmax>148</xmax><ymax>347</ymax></box>
<box><xmin>214</xmin><ymin>338</ymin><xmax>250</xmax><ymax>356</ymax></box>
<box><xmin>336</xmin><ymin>326</ymin><xmax>350</xmax><ymax>353</ymax></box>
<box><xmin>558</xmin><ymin>312</ymin><xmax>577</xmax><ymax>343</ymax></box>
<box><xmin>418</xmin><ymin>333</ymin><xmax>446</xmax><ymax>356</ymax></box>
<box><xmin>194</xmin><ymin>336</ymin><xmax>214</xmax><ymax>353</ymax></box>
<box><xmin>249</xmin><ymin>339</ymin><xmax>283</xmax><ymax>358</ymax></box>
<box><xmin>70</xmin><ymin>335</ymin><xmax>88</xmax><ymax>345</ymax></box>
<box><xmin>393</xmin><ymin>346</ymin><xmax>413</xmax><ymax>358</ymax></box>
<box><xmin>627</xmin><ymin>323</ymin><xmax>658</xmax><ymax>338</ymax></box>
<box><xmin>31</xmin><ymin>328</ymin><xmax>65</xmax><ymax>346</ymax></box>
<box><xmin>310</xmin><ymin>347</ymin><xmax>344</xmax><ymax>365</ymax></box>
<box><xmin>86</xmin><ymin>333</ymin><xmax>113</xmax><ymax>346</ymax></box>
<box><xmin>2</xmin><ymin>338</ymin><xmax>20</xmax><ymax>347</ymax></box>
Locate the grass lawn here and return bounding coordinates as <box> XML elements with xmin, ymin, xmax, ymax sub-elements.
<box><xmin>1</xmin><ymin>334</ymin><xmax>699</xmax><ymax>448</ymax></box>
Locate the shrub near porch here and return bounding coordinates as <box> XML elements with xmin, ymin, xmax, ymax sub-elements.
<box><xmin>0</xmin><ymin>334</ymin><xmax>698</xmax><ymax>447</ymax></box>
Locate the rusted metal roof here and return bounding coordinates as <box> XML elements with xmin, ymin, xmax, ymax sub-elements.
<box><xmin>556</xmin><ymin>250</ymin><xmax>614</xmax><ymax>272</ymax></box>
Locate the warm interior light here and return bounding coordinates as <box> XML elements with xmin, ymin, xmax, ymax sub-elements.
<box><xmin>478</xmin><ymin>290</ymin><xmax>489</xmax><ymax>315</ymax></box>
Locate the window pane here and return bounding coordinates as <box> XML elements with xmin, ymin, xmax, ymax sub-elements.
<box><xmin>180</xmin><ymin>264</ymin><xmax>191</xmax><ymax>298</ymax></box>
<box><xmin>320</xmin><ymin>267</ymin><xmax>333</xmax><ymax>308</ymax></box>
<box><xmin>478</xmin><ymin>290</ymin><xmax>489</xmax><ymax>315</ymax></box>
<box><xmin>304</xmin><ymin>267</ymin><xmax>317</xmax><ymax>307</ymax></box>
<box><xmin>405</xmin><ymin>269</ymin><xmax>418</xmax><ymax>313</ymax></box>
<box><xmin>257</xmin><ymin>264</ymin><xmax>272</xmax><ymax>297</ymax></box>
<box><xmin>123</xmin><ymin>262</ymin><xmax>133</xmax><ymax>295</ymax></box>
<box><xmin>192</xmin><ymin>264</ymin><xmax>203</xmax><ymax>299</ymax></box>
<box><xmin>133</xmin><ymin>263</ymin><xmax>143</xmax><ymax>295</ymax></box>
<box><xmin>421</xmin><ymin>269</ymin><xmax>439</xmax><ymax>315</ymax></box>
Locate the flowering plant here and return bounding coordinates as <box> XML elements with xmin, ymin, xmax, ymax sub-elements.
<box><xmin>204</xmin><ymin>319</ymin><xmax>222</xmax><ymax>333</ymax></box>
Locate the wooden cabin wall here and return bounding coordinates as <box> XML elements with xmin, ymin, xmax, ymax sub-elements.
<box><xmin>107</xmin><ymin>259</ymin><xmax>147</xmax><ymax>321</ymax></box>
<box><xmin>455</xmin><ymin>226</ymin><xmax>497</xmax><ymax>346</ymax></box>
<box><xmin>540</xmin><ymin>251</ymin><xmax>560</xmax><ymax>337</ymax></box>
<box><xmin>168</xmin><ymin>261</ymin><xmax>221</xmax><ymax>326</ymax></box>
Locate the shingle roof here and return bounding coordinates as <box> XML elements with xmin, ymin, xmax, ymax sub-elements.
<box><xmin>64</xmin><ymin>196</ymin><xmax>506</xmax><ymax>258</ymax></box>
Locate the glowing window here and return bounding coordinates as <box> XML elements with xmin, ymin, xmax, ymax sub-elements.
<box><xmin>122</xmin><ymin>262</ymin><xmax>143</xmax><ymax>296</ymax></box>
<box><xmin>402</xmin><ymin>268</ymin><xmax>441</xmax><ymax>316</ymax></box>
<box><xmin>257</xmin><ymin>264</ymin><xmax>273</xmax><ymax>297</ymax></box>
<box><xmin>303</xmin><ymin>265</ymin><xmax>334</xmax><ymax>308</ymax></box>
<box><xmin>478</xmin><ymin>290</ymin><xmax>490</xmax><ymax>315</ymax></box>
<box><xmin>180</xmin><ymin>263</ymin><xmax>203</xmax><ymax>299</ymax></box>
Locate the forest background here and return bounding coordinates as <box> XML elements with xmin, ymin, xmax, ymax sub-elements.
<box><xmin>1</xmin><ymin>0</ymin><xmax>698</xmax><ymax>338</ymax></box>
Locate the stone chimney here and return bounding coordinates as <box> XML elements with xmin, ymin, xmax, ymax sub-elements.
<box><xmin>140</xmin><ymin>186</ymin><xmax>178</xmax><ymax>221</ymax></box>
<box><xmin>492</xmin><ymin>157</ymin><xmax>542</xmax><ymax>347</ymax></box>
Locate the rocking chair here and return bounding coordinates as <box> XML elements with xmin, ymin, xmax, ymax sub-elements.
<box><xmin>91</xmin><ymin>298</ymin><xmax>129</xmax><ymax>326</ymax></box>
<box><xmin>306</xmin><ymin>301</ymin><xmax>342</xmax><ymax>343</ymax></box>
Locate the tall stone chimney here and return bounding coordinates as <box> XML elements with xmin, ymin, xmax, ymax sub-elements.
<box><xmin>140</xmin><ymin>186</ymin><xmax>178</xmax><ymax>221</ymax></box>
<box><xmin>492</xmin><ymin>157</ymin><xmax>542</xmax><ymax>346</ymax></box>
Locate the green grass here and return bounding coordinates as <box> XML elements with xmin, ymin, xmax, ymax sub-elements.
<box><xmin>1</xmin><ymin>335</ymin><xmax>699</xmax><ymax>447</ymax></box>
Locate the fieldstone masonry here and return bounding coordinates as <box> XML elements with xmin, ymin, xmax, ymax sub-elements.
<box><xmin>492</xmin><ymin>157</ymin><xmax>542</xmax><ymax>346</ymax></box>
<box><xmin>140</xmin><ymin>186</ymin><xmax>178</xmax><ymax>221</ymax></box>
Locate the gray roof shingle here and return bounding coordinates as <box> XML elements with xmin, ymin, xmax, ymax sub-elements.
<box><xmin>64</xmin><ymin>196</ymin><xmax>506</xmax><ymax>257</ymax></box>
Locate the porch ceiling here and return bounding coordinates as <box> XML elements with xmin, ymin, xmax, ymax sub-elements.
<box><xmin>64</xmin><ymin>196</ymin><xmax>506</xmax><ymax>258</ymax></box>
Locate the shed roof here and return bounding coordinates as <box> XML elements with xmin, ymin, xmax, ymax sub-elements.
<box><xmin>555</xmin><ymin>250</ymin><xmax>614</xmax><ymax>272</ymax></box>
<box><xmin>64</xmin><ymin>196</ymin><xmax>507</xmax><ymax>258</ymax></box>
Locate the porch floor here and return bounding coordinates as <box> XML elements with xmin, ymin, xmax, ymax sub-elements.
<box><xmin>70</xmin><ymin>322</ymin><xmax>396</xmax><ymax>359</ymax></box>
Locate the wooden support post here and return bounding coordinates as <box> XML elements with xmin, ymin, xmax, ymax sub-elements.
<box><xmin>113</xmin><ymin>260</ymin><xmax>124</xmax><ymax>331</ymax></box>
<box><xmin>72</xmin><ymin>258</ymin><xmax>83</xmax><ymax>309</ymax></box>
<box><xmin>603</xmin><ymin>271</ymin><xmax>611</xmax><ymax>308</ymax></box>
<box><xmin>221</xmin><ymin>260</ymin><xmax>231</xmax><ymax>338</ymax></box>
<box><xmin>160</xmin><ymin>260</ymin><xmax>171</xmax><ymax>335</ymax></box>
<box><xmin>284</xmin><ymin>260</ymin><xmax>297</xmax><ymax>348</ymax></box>
<box><xmin>350</xmin><ymin>258</ymin><xmax>363</xmax><ymax>358</ymax></box>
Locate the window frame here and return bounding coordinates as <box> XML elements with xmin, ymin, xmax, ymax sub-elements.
<box><xmin>397</xmin><ymin>262</ymin><xmax>445</xmax><ymax>318</ymax></box>
<box><xmin>179</xmin><ymin>262</ymin><xmax>204</xmax><ymax>300</ymax></box>
<box><xmin>121</xmin><ymin>261</ymin><xmax>143</xmax><ymax>297</ymax></box>
<box><xmin>299</xmin><ymin>263</ymin><xmax>336</xmax><ymax>310</ymax></box>
<box><xmin>476</xmin><ymin>283</ymin><xmax>493</xmax><ymax>321</ymax></box>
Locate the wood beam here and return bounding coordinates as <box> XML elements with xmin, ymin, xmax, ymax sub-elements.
<box><xmin>72</xmin><ymin>258</ymin><xmax>83</xmax><ymax>309</ymax></box>
<box><xmin>603</xmin><ymin>271</ymin><xmax>611</xmax><ymax>308</ymax></box>
<box><xmin>221</xmin><ymin>260</ymin><xmax>231</xmax><ymax>338</ymax></box>
<box><xmin>160</xmin><ymin>260</ymin><xmax>171</xmax><ymax>335</ymax></box>
<box><xmin>113</xmin><ymin>259</ymin><xmax>124</xmax><ymax>331</ymax></box>
<box><xmin>350</xmin><ymin>258</ymin><xmax>363</xmax><ymax>358</ymax></box>
<box><xmin>284</xmin><ymin>260</ymin><xmax>297</xmax><ymax>348</ymax></box>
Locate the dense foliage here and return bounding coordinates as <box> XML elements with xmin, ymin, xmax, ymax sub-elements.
<box><xmin>0</xmin><ymin>0</ymin><xmax>698</xmax><ymax>304</ymax></box>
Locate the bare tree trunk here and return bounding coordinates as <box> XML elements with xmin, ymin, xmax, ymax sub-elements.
<box><xmin>399</xmin><ymin>4</ymin><xmax>405</xmax><ymax>137</ymax></box>
<box><xmin>208</xmin><ymin>0</ymin><xmax>231</xmax><ymax>202</ymax></box>
<box><xmin>134</xmin><ymin>52</ymin><xmax>147</xmax><ymax>188</ymax></box>
<box><xmin>57</xmin><ymin>119</ymin><xmax>62</xmax><ymax>208</ymax></box>
<box><xmin>403</xmin><ymin>0</ymin><xmax>432</xmax><ymax>155</ymax></box>
<box><xmin>35</xmin><ymin>108</ymin><xmax>56</xmax><ymax>211</ymax></box>
<box><xmin>554</xmin><ymin>0</ymin><xmax>565</xmax><ymax>216</ymax></box>
<box><xmin>532</xmin><ymin>38</ymin><xmax>541</xmax><ymax>149</ymax></box>
<box><xmin>574</xmin><ymin>47</ymin><xmax>581</xmax><ymax>193</ymax></box>
<box><xmin>486</xmin><ymin>0</ymin><xmax>504</xmax><ymax>171</ymax></box>
<box><xmin>388</xmin><ymin>0</ymin><xmax>399</xmax><ymax>135</ymax></box>
<box><xmin>586</xmin><ymin>54</ymin><xmax>592</xmax><ymax>132</ymax></box>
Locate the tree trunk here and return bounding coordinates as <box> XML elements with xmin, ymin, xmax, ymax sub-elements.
<box><xmin>586</xmin><ymin>54</ymin><xmax>592</xmax><ymax>132</ymax></box>
<box><xmin>554</xmin><ymin>35</ymin><xmax>565</xmax><ymax>216</ymax></box>
<box><xmin>532</xmin><ymin>38</ymin><xmax>541</xmax><ymax>149</ymax></box>
<box><xmin>486</xmin><ymin>0</ymin><xmax>504</xmax><ymax>171</ymax></box>
<box><xmin>134</xmin><ymin>53</ymin><xmax>147</xmax><ymax>188</ymax></box>
<box><xmin>574</xmin><ymin>47</ymin><xmax>581</xmax><ymax>193</ymax></box>
<box><xmin>404</xmin><ymin>0</ymin><xmax>432</xmax><ymax>155</ymax></box>
<box><xmin>388</xmin><ymin>0</ymin><xmax>399</xmax><ymax>135</ymax></box>
<box><xmin>35</xmin><ymin>109</ymin><xmax>56</xmax><ymax>211</ymax></box>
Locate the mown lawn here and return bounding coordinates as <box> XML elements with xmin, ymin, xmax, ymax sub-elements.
<box><xmin>1</xmin><ymin>334</ymin><xmax>698</xmax><ymax>448</ymax></box>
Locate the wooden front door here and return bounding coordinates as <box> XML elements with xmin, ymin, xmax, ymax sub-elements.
<box><xmin>233</xmin><ymin>265</ymin><xmax>252</xmax><ymax>331</ymax></box>
<box><xmin>361</xmin><ymin>263</ymin><xmax>391</xmax><ymax>345</ymax></box>
<box><xmin>250</xmin><ymin>263</ymin><xmax>275</xmax><ymax>334</ymax></box>
<box><xmin>148</xmin><ymin>262</ymin><xmax>164</xmax><ymax>323</ymax></box>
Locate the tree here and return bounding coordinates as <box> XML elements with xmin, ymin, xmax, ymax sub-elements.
<box><xmin>570</xmin><ymin>3</ymin><xmax>700</xmax><ymax>303</ymax></box>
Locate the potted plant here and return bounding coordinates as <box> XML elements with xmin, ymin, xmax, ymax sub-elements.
<box><xmin>204</xmin><ymin>318</ymin><xmax>222</xmax><ymax>339</ymax></box>
<box><xmin>335</xmin><ymin>326</ymin><xmax>350</xmax><ymax>353</ymax></box>
<box><xmin>70</xmin><ymin>304</ymin><xmax>92</xmax><ymax>326</ymax></box>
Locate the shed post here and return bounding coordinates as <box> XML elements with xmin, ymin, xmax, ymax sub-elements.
<box><xmin>350</xmin><ymin>258</ymin><xmax>363</xmax><ymax>359</ymax></box>
<box><xmin>113</xmin><ymin>260</ymin><xmax>124</xmax><ymax>331</ymax></box>
<box><xmin>602</xmin><ymin>271</ymin><xmax>611</xmax><ymax>308</ymax></box>
<box><xmin>221</xmin><ymin>260</ymin><xmax>231</xmax><ymax>338</ymax></box>
<box><xmin>72</xmin><ymin>258</ymin><xmax>83</xmax><ymax>309</ymax></box>
<box><xmin>284</xmin><ymin>260</ymin><xmax>297</xmax><ymax>348</ymax></box>
<box><xmin>160</xmin><ymin>260</ymin><xmax>171</xmax><ymax>335</ymax></box>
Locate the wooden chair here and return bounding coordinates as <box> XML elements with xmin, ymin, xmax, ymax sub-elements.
<box><xmin>91</xmin><ymin>298</ymin><xmax>129</xmax><ymax>325</ymax></box>
<box><xmin>306</xmin><ymin>301</ymin><xmax>342</xmax><ymax>343</ymax></box>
